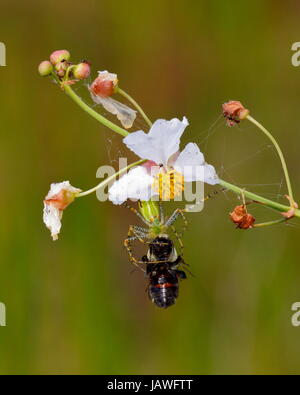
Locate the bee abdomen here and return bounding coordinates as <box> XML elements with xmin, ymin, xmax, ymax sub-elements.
<box><xmin>148</xmin><ymin>275</ymin><xmax>179</xmax><ymax>309</ymax></box>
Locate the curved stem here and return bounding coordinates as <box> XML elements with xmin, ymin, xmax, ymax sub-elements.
<box><xmin>117</xmin><ymin>87</ymin><xmax>153</xmax><ymax>128</ymax></box>
<box><xmin>57</xmin><ymin>83</ymin><xmax>299</xmax><ymax>219</ymax></box>
<box><xmin>77</xmin><ymin>159</ymin><xmax>146</xmax><ymax>198</ymax></box>
<box><xmin>246</xmin><ymin>114</ymin><xmax>295</xmax><ymax>207</ymax></box>
<box><xmin>63</xmin><ymin>85</ymin><xmax>130</xmax><ymax>137</ymax></box>
<box><xmin>219</xmin><ymin>179</ymin><xmax>300</xmax><ymax>218</ymax></box>
<box><xmin>254</xmin><ymin>218</ymin><xmax>286</xmax><ymax>228</ymax></box>
<box><xmin>64</xmin><ymin>65</ymin><xmax>76</xmax><ymax>81</ymax></box>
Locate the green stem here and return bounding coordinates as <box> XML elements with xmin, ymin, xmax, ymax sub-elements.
<box><xmin>117</xmin><ymin>87</ymin><xmax>153</xmax><ymax>128</ymax></box>
<box><xmin>58</xmin><ymin>83</ymin><xmax>299</xmax><ymax>221</ymax></box>
<box><xmin>77</xmin><ymin>159</ymin><xmax>146</xmax><ymax>197</ymax></box>
<box><xmin>219</xmin><ymin>179</ymin><xmax>300</xmax><ymax>218</ymax></box>
<box><xmin>253</xmin><ymin>218</ymin><xmax>287</xmax><ymax>228</ymax></box>
<box><xmin>247</xmin><ymin>114</ymin><xmax>295</xmax><ymax>207</ymax></box>
<box><xmin>63</xmin><ymin>85</ymin><xmax>130</xmax><ymax>138</ymax></box>
<box><xmin>64</xmin><ymin>65</ymin><xmax>76</xmax><ymax>81</ymax></box>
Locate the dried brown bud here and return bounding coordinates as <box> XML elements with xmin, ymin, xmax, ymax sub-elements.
<box><xmin>223</xmin><ymin>100</ymin><xmax>249</xmax><ymax>127</ymax></box>
<box><xmin>230</xmin><ymin>204</ymin><xmax>255</xmax><ymax>229</ymax></box>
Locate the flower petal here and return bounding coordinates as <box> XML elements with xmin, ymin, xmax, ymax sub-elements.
<box><xmin>92</xmin><ymin>96</ymin><xmax>137</xmax><ymax>129</ymax></box>
<box><xmin>174</xmin><ymin>143</ymin><xmax>219</xmax><ymax>184</ymax></box>
<box><xmin>174</xmin><ymin>143</ymin><xmax>204</xmax><ymax>181</ymax></box>
<box><xmin>43</xmin><ymin>203</ymin><xmax>63</xmax><ymax>241</ymax></box>
<box><xmin>97</xmin><ymin>70</ymin><xmax>118</xmax><ymax>85</ymax></box>
<box><xmin>45</xmin><ymin>181</ymin><xmax>81</xmax><ymax>200</ymax></box>
<box><xmin>108</xmin><ymin>166</ymin><xmax>155</xmax><ymax>205</ymax></box>
<box><xmin>201</xmin><ymin>164</ymin><xmax>219</xmax><ymax>185</ymax></box>
<box><xmin>123</xmin><ymin>117</ymin><xmax>189</xmax><ymax>165</ymax></box>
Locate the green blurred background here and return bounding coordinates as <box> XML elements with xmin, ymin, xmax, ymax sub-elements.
<box><xmin>0</xmin><ymin>0</ymin><xmax>300</xmax><ymax>374</ymax></box>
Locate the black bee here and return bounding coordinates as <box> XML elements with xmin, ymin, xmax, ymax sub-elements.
<box><xmin>142</xmin><ymin>234</ymin><xmax>187</xmax><ymax>309</ymax></box>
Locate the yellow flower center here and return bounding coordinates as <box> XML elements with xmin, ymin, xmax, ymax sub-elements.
<box><xmin>152</xmin><ymin>170</ymin><xmax>184</xmax><ymax>201</ymax></box>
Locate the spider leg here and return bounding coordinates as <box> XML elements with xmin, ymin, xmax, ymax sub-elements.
<box><xmin>124</xmin><ymin>203</ymin><xmax>152</xmax><ymax>226</ymax></box>
<box><xmin>124</xmin><ymin>226</ymin><xmax>147</xmax><ymax>272</ymax></box>
<box><xmin>165</xmin><ymin>208</ymin><xmax>188</xmax><ymax>237</ymax></box>
<box><xmin>170</xmin><ymin>224</ymin><xmax>184</xmax><ymax>256</ymax></box>
<box><xmin>159</xmin><ymin>201</ymin><xmax>165</xmax><ymax>224</ymax></box>
<box><xmin>179</xmin><ymin>257</ymin><xmax>194</xmax><ymax>277</ymax></box>
<box><xmin>132</xmin><ymin>225</ymin><xmax>149</xmax><ymax>234</ymax></box>
<box><xmin>130</xmin><ymin>225</ymin><xmax>149</xmax><ymax>243</ymax></box>
<box><xmin>201</xmin><ymin>187</ymin><xmax>228</xmax><ymax>202</ymax></box>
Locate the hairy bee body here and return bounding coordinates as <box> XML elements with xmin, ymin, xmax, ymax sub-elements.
<box><xmin>147</xmin><ymin>264</ymin><xmax>180</xmax><ymax>308</ymax></box>
<box><xmin>143</xmin><ymin>235</ymin><xmax>186</xmax><ymax>309</ymax></box>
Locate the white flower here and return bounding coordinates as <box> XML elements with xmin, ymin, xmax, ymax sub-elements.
<box><xmin>43</xmin><ymin>181</ymin><xmax>81</xmax><ymax>240</ymax></box>
<box><xmin>89</xmin><ymin>71</ymin><xmax>137</xmax><ymax>129</ymax></box>
<box><xmin>108</xmin><ymin>117</ymin><xmax>219</xmax><ymax>205</ymax></box>
<box><xmin>109</xmin><ymin>166</ymin><xmax>154</xmax><ymax>205</ymax></box>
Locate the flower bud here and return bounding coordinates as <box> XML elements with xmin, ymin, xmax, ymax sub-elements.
<box><xmin>230</xmin><ymin>204</ymin><xmax>255</xmax><ymax>229</ymax></box>
<box><xmin>90</xmin><ymin>71</ymin><xmax>118</xmax><ymax>98</ymax></box>
<box><xmin>281</xmin><ymin>195</ymin><xmax>299</xmax><ymax>219</ymax></box>
<box><xmin>38</xmin><ymin>60</ymin><xmax>53</xmax><ymax>76</ymax></box>
<box><xmin>73</xmin><ymin>61</ymin><xmax>91</xmax><ymax>80</ymax></box>
<box><xmin>223</xmin><ymin>100</ymin><xmax>249</xmax><ymax>127</ymax></box>
<box><xmin>50</xmin><ymin>49</ymin><xmax>71</xmax><ymax>65</ymax></box>
<box><xmin>55</xmin><ymin>60</ymin><xmax>68</xmax><ymax>78</ymax></box>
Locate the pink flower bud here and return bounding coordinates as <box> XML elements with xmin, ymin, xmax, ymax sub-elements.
<box><xmin>50</xmin><ymin>49</ymin><xmax>71</xmax><ymax>65</ymax></box>
<box><xmin>73</xmin><ymin>61</ymin><xmax>91</xmax><ymax>80</ymax></box>
<box><xmin>38</xmin><ymin>60</ymin><xmax>53</xmax><ymax>76</ymax></box>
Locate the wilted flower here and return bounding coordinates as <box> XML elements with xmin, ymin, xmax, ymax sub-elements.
<box><xmin>43</xmin><ymin>181</ymin><xmax>81</xmax><ymax>240</ymax></box>
<box><xmin>230</xmin><ymin>204</ymin><xmax>255</xmax><ymax>229</ymax></box>
<box><xmin>89</xmin><ymin>71</ymin><xmax>137</xmax><ymax>129</ymax></box>
<box><xmin>109</xmin><ymin>117</ymin><xmax>219</xmax><ymax>204</ymax></box>
<box><xmin>90</xmin><ymin>71</ymin><xmax>117</xmax><ymax>97</ymax></box>
<box><xmin>223</xmin><ymin>100</ymin><xmax>249</xmax><ymax>127</ymax></box>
